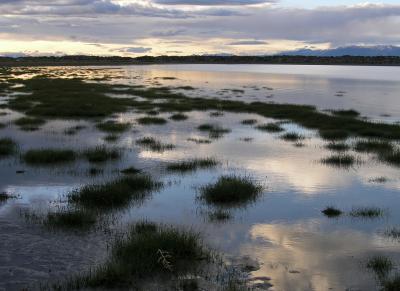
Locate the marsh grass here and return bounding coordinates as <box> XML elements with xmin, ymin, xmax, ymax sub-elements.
<box><xmin>136</xmin><ymin>137</ymin><xmax>175</xmax><ymax>152</ymax></box>
<box><xmin>319</xmin><ymin>129</ymin><xmax>349</xmax><ymax>140</ymax></box>
<box><xmin>331</xmin><ymin>109</ymin><xmax>360</xmax><ymax>118</ymax></box>
<box><xmin>369</xmin><ymin>177</ymin><xmax>389</xmax><ymax>183</ymax></box>
<box><xmin>45</xmin><ymin>208</ymin><xmax>97</xmax><ymax>230</ymax></box>
<box><xmin>383</xmin><ymin>275</ymin><xmax>400</xmax><ymax>291</ymax></box>
<box><xmin>241</xmin><ymin>119</ymin><xmax>257</xmax><ymax>125</ymax></box>
<box><xmin>104</xmin><ymin>134</ymin><xmax>119</xmax><ymax>142</ymax></box>
<box><xmin>83</xmin><ymin>146</ymin><xmax>120</xmax><ymax>163</ymax></box>
<box><xmin>384</xmin><ymin>228</ymin><xmax>400</xmax><ymax>240</ymax></box>
<box><xmin>322</xmin><ymin>207</ymin><xmax>343</xmax><ymax>218</ymax></box>
<box><xmin>68</xmin><ymin>175</ymin><xmax>160</xmax><ymax>210</ymax></box>
<box><xmin>64</xmin><ymin>125</ymin><xmax>86</xmax><ymax>135</ymax></box>
<box><xmin>169</xmin><ymin>113</ymin><xmax>188</xmax><ymax>121</ymax></box>
<box><xmin>121</xmin><ymin>167</ymin><xmax>141</xmax><ymax>175</ymax></box>
<box><xmin>349</xmin><ymin>207</ymin><xmax>384</xmax><ymax>218</ymax></box>
<box><xmin>354</xmin><ymin>140</ymin><xmax>394</xmax><ymax>153</ymax></box>
<box><xmin>0</xmin><ymin>138</ymin><xmax>17</xmax><ymax>157</ymax></box>
<box><xmin>0</xmin><ymin>192</ymin><xmax>17</xmax><ymax>202</ymax></box>
<box><xmin>208</xmin><ymin>209</ymin><xmax>232</xmax><ymax>222</ymax></box>
<box><xmin>72</xmin><ymin>222</ymin><xmax>208</xmax><ymax>288</ymax></box>
<box><xmin>256</xmin><ymin>123</ymin><xmax>284</xmax><ymax>133</ymax></box>
<box><xmin>137</xmin><ymin>117</ymin><xmax>167</xmax><ymax>125</ymax></box>
<box><xmin>14</xmin><ymin>116</ymin><xmax>46</xmax><ymax>131</ymax></box>
<box><xmin>210</xmin><ymin>111</ymin><xmax>224</xmax><ymax>117</ymax></box>
<box><xmin>96</xmin><ymin>121</ymin><xmax>130</xmax><ymax>133</ymax></box>
<box><xmin>22</xmin><ymin>148</ymin><xmax>76</xmax><ymax>165</ymax></box>
<box><xmin>187</xmin><ymin>138</ymin><xmax>212</xmax><ymax>144</ymax></box>
<box><xmin>379</xmin><ymin>151</ymin><xmax>400</xmax><ymax>167</ymax></box>
<box><xmin>200</xmin><ymin>175</ymin><xmax>263</xmax><ymax>207</ymax></box>
<box><xmin>324</xmin><ymin>142</ymin><xmax>350</xmax><ymax>152</ymax></box>
<box><xmin>166</xmin><ymin>158</ymin><xmax>219</xmax><ymax>173</ymax></box>
<box><xmin>197</xmin><ymin>124</ymin><xmax>231</xmax><ymax>139</ymax></box>
<box><xmin>280</xmin><ymin>132</ymin><xmax>305</xmax><ymax>142</ymax></box>
<box><xmin>366</xmin><ymin>256</ymin><xmax>394</xmax><ymax>278</ymax></box>
<box><xmin>321</xmin><ymin>154</ymin><xmax>357</xmax><ymax>168</ymax></box>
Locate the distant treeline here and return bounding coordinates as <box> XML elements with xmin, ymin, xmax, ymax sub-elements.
<box><xmin>1</xmin><ymin>55</ymin><xmax>400</xmax><ymax>66</ymax></box>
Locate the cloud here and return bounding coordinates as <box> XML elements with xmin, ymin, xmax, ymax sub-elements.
<box><xmin>116</xmin><ymin>46</ymin><xmax>152</xmax><ymax>53</ymax></box>
<box><xmin>152</xmin><ymin>0</ymin><xmax>274</xmax><ymax>5</ymax></box>
<box><xmin>228</xmin><ymin>40</ymin><xmax>268</xmax><ymax>45</ymax></box>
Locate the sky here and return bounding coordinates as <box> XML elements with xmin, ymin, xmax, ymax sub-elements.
<box><xmin>0</xmin><ymin>0</ymin><xmax>399</xmax><ymax>57</ymax></box>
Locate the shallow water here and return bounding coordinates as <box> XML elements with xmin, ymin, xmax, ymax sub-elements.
<box><xmin>1</xmin><ymin>65</ymin><xmax>400</xmax><ymax>290</ymax></box>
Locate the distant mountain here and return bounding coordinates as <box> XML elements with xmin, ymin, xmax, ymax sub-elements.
<box><xmin>279</xmin><ymin>45</ymin><xmax>400</xmax><ymax>57</ymax></box>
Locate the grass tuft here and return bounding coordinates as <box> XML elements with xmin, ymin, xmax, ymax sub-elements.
<box><xmin>96</xmin><ymin>121</ymin><xmax>130</xmax><ymax>133</ymax></box>
<box><xmin>75</xmin><ymin>222</ymin><xmax>208</xmax><ymax>288</ymax></box>
<box><xmin>166</xmin><ymin>158</ymin><xmax>219</xmax><ymax>173</ymax></box>
<box><xmin>121</xmin><ymin>167</ymin><xmax>141</xmax><ymax>175</ymax></box>
<box><xmin>366</xmin><ymin>256</ymin><xmax>393</xmax><ymax>278</ymax></box>
<box><xmin>324</xmin><ymin>142</ymin><xmax>350</xmax><ymax>152</ymax></box>
<box><xmin>137</xmin><ymin>117</ymin><xmax>167</xmax><ymax>125</ymax></box>
<box><xmin>14</xmin><ymin>117</ymin><xmax>46</xmax><ymax>131</ymax></box>
<box><xmin>319</xmin><ymin>129</ymin><xmax>349</xmax><ymax>140</ymax></box>
<box><xmin>136</xmin><ymin>137</ymin><xmax>175</xmax><ymax>152</ymax></box>
<box><xmin>197</xmin><ymin>123</ymin><xmax>231</xmax><ymax>139</ymax></box>
<box><xmin>200</xmin><ymin>175</ymin><xmax>262</xmax><ymax>207</ymax></box>
<box><xmin>354</xmin><ymin>140</ymin><xmax>393</xmax><ymax>153</ymax></box>
<box><xmin>322</xmin><ymin>206</ymin><xmax>343</xmax><ymax>218</ymax></box>
<box><xmin>22</xmin><ymin>148</ymin><xmax>76</xmax><ymax>165</ymax></box>
<box><xmin>280</xmin><ymin>132</ymin><xmax>305</xmax><ymax>142</ymax></box>
<box><xmin>0</xmin><ymin>192</ymin><xmax>17</xmax><ymax>202</ymax></box>
<box><xmin>241</xmin><ymin>119</ymin><xmax>257</xmax><ymax>125</ymax></box>
<box><xmin>169</xmin><ymin>113</ymin><xmax>188</xmax><ymax>121</ymax></box>
<box><xmin>256</xmin><ymin>123</ymin><xmax>284</xmax><ymax>133</ymax></box>
<box><xmin>83</xmin><ymin>146</ymin><xmax>120</xmax><ymax>163</ymax></box>
<box><xmin>321</xmin><ymin>154</ymin><xmax>356</xmax><ymax>168</ymax></box>
<box><xmin>68</xmin><ymin>175</ymin><xmax>160</xmax><ymax>210</ymax></box>
<box><xmin>0</xmin><ymin>138</ymin><xmax>17</xmax><ymax>157</ymax></box>
<box><xmin>349</xmin><ymin>207</ymin><xmax>384</xmax><ymax>218</ymax></box>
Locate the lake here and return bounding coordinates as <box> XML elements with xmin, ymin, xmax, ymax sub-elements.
<box><xmin>1</xmin><ymin>64</ymin><xmax>400</xmax><ymax>290</ymax></box>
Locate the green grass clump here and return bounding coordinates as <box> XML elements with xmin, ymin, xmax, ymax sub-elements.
<box><xmin>169</xmin><ymin>113</ymin><xmax>188</xmax><ymax>121</ymax></box>
<box><xmin>256</xmin><ymin>123</ymin><xmax>284</xmax><ymax>133</ymax></box>
<box><xmin>121</xmin><ymin>167</ymin><xmax>141</xmax><ymax>175</ymax></box>
<box><xmin>136</xmin><ymin>117</ymin><xmax>167</xmax><ymax>125</ymax></box>
<box><xmin>366</xmin><ymin>256</ymin><xmax>393</xmax><ymax>278</ymax></box>
<box><xmin>319</xmin><ymin>129</ymin><xmax>349</xmax><ymax>141</ymax></box>
<box><xmin>200</xmin><ymin>175</ymin><xmax>262</xmax><ymax>207</ymax></box>
<box><xmin>136</xmin><ymin>137</ymin><xmax>175</xmax><ymax>152</ymax></box>
<box><xmin>83</xmin><ymin>146</ymin><xmax>120</xmax><ymax>163</ymax></box>
<box><xmin>321</xmin><ymin>154</ymin><xmax>356</xmax><ymax>168</ymax></box>
<box><xmin>166</xmin><ymin>158</ymin><xmax>219</xmax><ymax>173</ymax></box>
<box><xmin>241</xmin><ymin>119</ymin><xmax>257</xmax><ymax>125</ymax></box>
<box><xmin>96</xmin><ymin>121</ymin><xmax>130</xmax><ymax>133</ymax></box>
<box><xmin>45</xmin><ymin>209</ymin><xmax>96</xmax><ymax>230</ymax></box>
<box><xmin>14</xmin><ymin>117</ymin><xmax>46</xmax><ymax>131</ymax></box>
<box><xmin>349</xmin><ymin>207</ymin><xmax>384</xmax><ymax>218</ymax></box>
<box><xmin>197</xmin><ymin>124</ymin><xmax>231</xmax><ymax>139</ymax></box>
<box><xmin>0</xmin><ymin>138</ymin><xmax>17</xmax><ymax>157</ymax></box>
<box><xmin>321</xmin><ymin>207</ymin><xmax>343</xmax><ymax>218</ymax></box>
<box><xmin>325</xmin><ymin>142</ymin><xmax>350</xmax><ymax>152</ymax></box>
<box><xmin>76</xmin><ymin>222</ymin><xmax>208</xmax><ymax>288</ymax></box>
<box><xmin>68</xmin><ymin>176</ymin><xmax>160</xmax><ymax>210</ymax></box>
<box><xmin>280</xmin><ymin>132</ymin><xmax>305</xmax><ymax>142</ymax></box>
<box><xmin>22</xmin><ymin>148</ymin><xmax>76</xmax><ymax>165</ymax></box>
<box><xmin>354</xmin><ymin>140</ymin><xmax>393</xmax><ymax>153</ymax></box>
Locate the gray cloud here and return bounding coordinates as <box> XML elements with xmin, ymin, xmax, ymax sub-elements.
<box><xmin>115</xmin><ymin>47</ymin><xmax>152</xmax><ymax>54</ymax></box>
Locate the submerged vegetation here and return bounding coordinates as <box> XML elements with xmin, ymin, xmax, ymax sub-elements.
<box><xmin>22</xmin><ymin>148</ymin><xmax>76</xmax><ymax>165</ymax></box>
<box><xmin>200</xmin><ymin>175</ymin><xmax>263</xmax><ymax>207</ymax></box>
<box><xmin>321</xmin><ymin>154</ymin><xmax>357</xmax><ymax>168</ymax></box>
<box><xmin>137</xmin><ymin>117</ymin><xmax>167</xmax><ymax>125</ymax></box>
<box><xmin>322</xmin><ymin>207</ymin><xmax>343</xmax><ymax>218</ymax></box>
<box><xmin>197</xmin><ymin>123</ymin><xmax>231</xmax><ymax>139</ymax></box>
<box><xmin>256</xmin><ymin>122</ymin><xmax>284</xmax><ymax>133</ymax></box>
<box><xmin>45</xmin><ymin>209</ymin><xmax>97</xmax><ymax>230</ymax></box>
<box><xmin>96</xmin><ymin>120</ymin><xmax>130</xmax><ymax>133</ymax></box>
<box><xmin>14</xmin><ymin>116</ymin><xmax>46</xmax><ymax>131</ymax></box>
<box><xmin>83</xmin><ymin>146</ymin><xmax>120</xmax><ymax>163</ymax></box>
<box><xmin>280</xmin><ymin>132</ymin><xmax>305</xmax><ymax>142</ymax></box>
<box><xmin>349</xmin><ymin>207</ymin><xmax>385</xmax><ymax>218</ymax></box>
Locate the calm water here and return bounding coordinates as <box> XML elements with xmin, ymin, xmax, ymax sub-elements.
<box><xmin>1</xmin><ymin>65</ymin><xmax>400</xmax><ymax>291</ymax></box>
